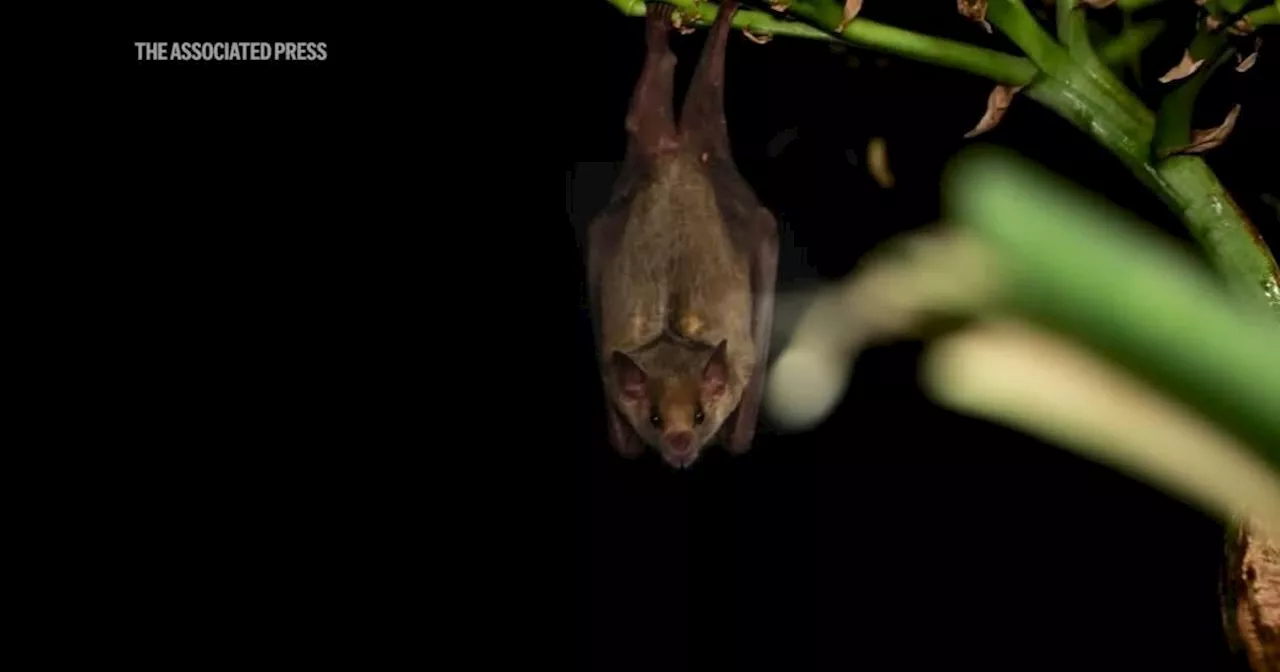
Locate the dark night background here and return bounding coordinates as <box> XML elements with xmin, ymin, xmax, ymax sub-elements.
<box><xmin>79</xmin><ymin>1</ymin><xmax>1275</xmax><ymax>668</ymax></box>
<box><xmin>565</xmin><ymin>2</ymin><xmax>1278</xmax><ymax>670</ymax></box>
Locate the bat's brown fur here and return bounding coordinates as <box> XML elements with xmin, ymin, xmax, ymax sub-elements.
<box><xmin>585</xmin><ymin>0</ymin><xmax>779</xmax><ymax>468</ymax></box>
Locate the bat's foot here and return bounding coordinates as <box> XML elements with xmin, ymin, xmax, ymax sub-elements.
<box><xmin>627</xmin><ymin>0</ymin><xmax>680</xmax><ymax>158</ymax></box>
<box><xmin>646</xmin><ymin>1</ymin><xmax>676</xmax><ymax>28</ymax></box>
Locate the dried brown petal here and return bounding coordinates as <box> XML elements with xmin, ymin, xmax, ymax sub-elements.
<box><xmin>1188</xmin><ymin>104</ymin><xmax>1241</xmax><ymax>149</ymax></box>
<box><xmin>1236</xmin><ymin>50</ymin><xmax>1259</xmax><ymax>73</ymax></box>
<box><xmin>957</xmin><ymin>0</ymin><xmax>993</xmax><ymax>33</ymax></box>
<box><xmin>1163</xmin><ymin>104</ymin><xmax>1242</xmax><ymax>156</ymax></box>
<box><xmin>1158</xmin><ymin>50</ymin><xmax>1205</xmax><ymax>83</ymax></box>
<box><xmin>1230</xmin><ymin>17</ymin><xmax>1253</xmax><ymax>36</ymax></box>
<box><xmin>964</xmin><ymin>84</ymin><xmax>1024</xmax><ymax>138</ymax></box>
<box><xmin>769</xmin><ymin>1</ymin><xmax>790</xmax><ymax>11</ymax></box>
<box><xmin>1206</xmin><ymin>15</ymin><xmax>1222</xmax><ymax>31</ymax></box>
<box><xmin>837</xmin><ymin>0</ymin><xmax>864</xmax><ymax>32</ymax></box>
<box><xmin>742</xmin><ymin>28</ymin><xmax>772</xmax><ymax>44</ymax></box>
<box><xmin>867</xmin><ymin>137</ymin><xmax>895</xmax><ymax>188</ymax></box>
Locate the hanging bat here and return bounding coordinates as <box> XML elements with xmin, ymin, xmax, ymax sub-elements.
<box><xmin>585</xmin><ymin>0</ymin><xmax>779</xmax><ymax>469</ymax></box>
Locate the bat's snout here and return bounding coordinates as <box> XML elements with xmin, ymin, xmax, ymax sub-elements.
<box><xmin>665</xmin><ymin>430</ymin><xmax>694</xmax><ymax>455</ymax></box>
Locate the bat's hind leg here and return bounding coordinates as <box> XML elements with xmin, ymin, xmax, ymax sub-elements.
<box><xmin>679</xmin><ymin>0</ymin><xmax>739</xmax><ymax>162</ymax></box>
<box><xmin>625</xmin><ymin>3</ymin><xmax>680</xmax><ymax>158</ymax></box>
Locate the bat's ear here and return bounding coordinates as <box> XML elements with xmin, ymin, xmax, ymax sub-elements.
<box><xmin>702</xmin><ymin>340</ymin><xmax>728</xmax><ymax>398</ymax></box>
<box><xmin>610</xmin><ymin>351</ymin><xmax>648</xmax><ymax>400</ymax></box>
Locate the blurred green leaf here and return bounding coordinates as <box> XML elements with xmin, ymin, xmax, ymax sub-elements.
<box><xmin>943</xmin><ymin>147</ymin><xmax>1280</xmax><ymax>461</ymax></box>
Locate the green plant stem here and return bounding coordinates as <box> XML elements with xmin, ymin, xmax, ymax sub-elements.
<box><xmin>944</xmin><ymin>0</ymin><xmax>1278</xmax><ymax>316</ymax></box>
<box><xmin>1056</xmin><ymin>0</ymin><xmax>1153</xmax><ymax>122</ymax></box>
<box><xmin>1153</xmin><ymin>37</ymin><xmax>1231</xmax><ymax>158</ymax></box>
<box><xmin>1153</xmin><ymin>158</ymin><xmax>1280</xmax><ymax>310</ymax></box>
<box><xmin>1022</xmin><ymin>73</ymin><xmax>1280</xmax><ymax>313</ymax></box>
<box><xmin>1219</xmin><ymin>0</ymin><xmax>1250</xmax><ymax>14</ymax></box>
<box><xmin>1022</xmin><ymin>79</ymin><xmax>1149</xmax><ymax>167</ymax></box>
<box><xmin>983</xmin><ymin>0</ymin><xmax>1153</xmax><ymax>160</ymax></box>
<box><xmin>1116</xmin><ymin>0</ymin><xmax>1169</xmax><ymax>11</ymax></box>
<box><xmin>1245</xmin><ymin>3</ymin><xmax>1280</xmax><ymax>28</ymax></box>
<box><xmin>1096</xmin><ymin>19</ymin><xmax>1164</xmax><ymax>68</ymax></box>
<box><xmin>1188</xmin><ymin>25</ymin><xmax>1229</xmax><ymax>62</ymax></box>
<box><xmin>985</xmin><ymin>0</ymin><xmax>1074</xmax><ymax>72</ymax></box>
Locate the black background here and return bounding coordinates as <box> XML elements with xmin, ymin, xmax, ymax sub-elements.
<box><xmin>89</xmin><ymin>1</ymin><xmax>1277</xmax><ymax>669</ymax></box>
<box><xmin>565</xmin><ymin>2</ymin><xmax>1277</xmax><ymax>671</ymax></box>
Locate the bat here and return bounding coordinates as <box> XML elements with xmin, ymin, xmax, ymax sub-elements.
<box><xmin>584</xmin><ymin>0</ymin><xmax>779</xmax><ymax>469</ymax></box>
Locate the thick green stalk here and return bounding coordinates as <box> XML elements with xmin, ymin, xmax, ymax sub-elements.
<box><xmin>1021</xmin><ymin>69</ymin><xmax>1280</xmax><ymax>314</ymax></box>
<box><xmin>987</xmin><ymin>0</ymin><xmax>1153</xmax><ymax>129</ymax></box>
<box><xmin>1056</xmin><ymin>0</ymin><xmax>1153</xmax><ymax>124</ymax></box>
<box><xmin>1219</xmin><ymin>0</ymin><xmax>1251</xmax><ymax>14</ymax></box>
<box><xmin>1022</xmin><ymin>78</ymin><xmax>1150</xmax><ymax>168</ymax></box>
<box><xmin>1152</xmin><ymin>36</ymin><xmax>1231</xmax><ymax>158</ymax></box>
<box><xmin>1096</xmin><ymin>18</ymin><xmax>1164</xmax><ymax>69</ymax></box>
<box><xmin>985</xmin><ymin>0</ymin><xmax>1075</xmax><ymax>71</ymax></box>
<box><xmin>954</xmin><ymin>0</ymin><xmax>1278</xmax><ymax>316</ymax></box>
<box><xmin>984</xmin><ymin>0</ymin><xmax>1154</xmax><ymax>167</ymax></box>
<box><xmin>1245</xmin><ymin>3</ymin><xmax>1280</xmax><ymax>28</ymax></box>
<box><xmin>1153</xmin><ymin>158</ymin><xmax>1280</xmax><ymax>311</ymax></box>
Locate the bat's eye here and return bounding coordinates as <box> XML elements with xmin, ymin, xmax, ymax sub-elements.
<box><xmin>649</xmin><ymin>411</ymin><xmax>662</xmax><ymax>428</ymax></box>
<box><xmin>693</xmin><ymin>408</ymin><xmax>705</xmax><ymax>425</ymax></box>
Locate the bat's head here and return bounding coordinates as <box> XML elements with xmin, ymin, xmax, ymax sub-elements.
<box><xmin>610</xmin><ymin>340</ymin><xmax>734</xmax><ymax>469</ymax></box>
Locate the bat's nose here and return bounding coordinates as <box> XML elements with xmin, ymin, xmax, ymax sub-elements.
<box><xmin>666</xmin><ymin>431</ymin><xmax>694</xmax><ymax>454</ymax></box>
